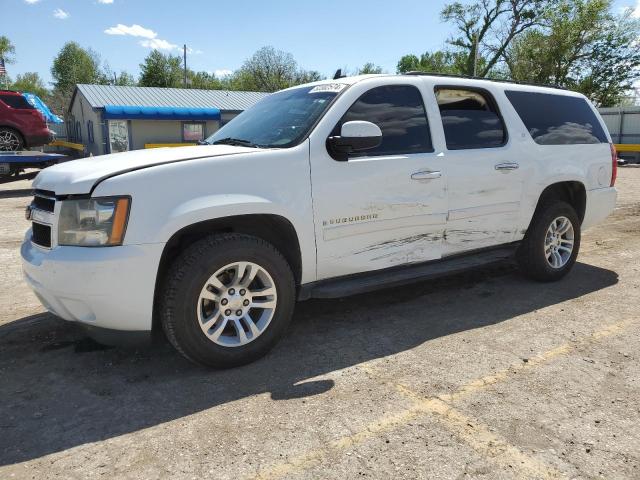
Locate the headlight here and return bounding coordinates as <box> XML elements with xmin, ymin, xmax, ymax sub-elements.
<box><xmin>58</xmin><ymin>196</ymin><xmax>131</xmax><ymax>247</ymax></box>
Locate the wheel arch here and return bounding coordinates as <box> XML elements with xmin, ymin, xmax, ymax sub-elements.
<box><xmin>539</xmin><ymin>181</ymin><xmax>586</xmax><ymax>222</ymax></box>
<box><xmin>529</xmin><ymin>181</ymin><xmax>587</xmax><ymax>228</ymax></box>
<box><xmin>152</xmin><ymin>214</ymin><xmax>303</xmax><ymax>331</ymax></box>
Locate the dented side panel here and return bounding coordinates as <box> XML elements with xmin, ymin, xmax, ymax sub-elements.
<box><xmin>307</xmin><ymin>76</ymin><xmax>449</xmax><ymax>280</ymax></box>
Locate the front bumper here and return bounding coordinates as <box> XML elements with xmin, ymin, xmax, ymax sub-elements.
<box><xmin>582</xmin><ymin>187</ymin><xmax>618</xmax><ymax>230</ymax></box>
<box><xmin>21</xmin><ymin>234</ymin><xmax>164</xmax><ymax>332</ymax></box>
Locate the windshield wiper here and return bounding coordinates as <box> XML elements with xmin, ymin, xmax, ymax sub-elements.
<box><xmin>212</xmin><ymin>137</ymin><xmax>260</xmax><ymax>148</ymax></box>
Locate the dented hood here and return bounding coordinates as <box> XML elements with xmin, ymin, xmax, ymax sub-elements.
<box><xmin>33</xmin><ymin>145</ymin><xmax>260</xmax><ymax>195</ymax></box>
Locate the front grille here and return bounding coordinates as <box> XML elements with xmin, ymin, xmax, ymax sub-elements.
<box><xmin>33</xmin><ymin>190</ymin><xmax>56</xmax><ymax>213</ymax></box>
<box><xmin>32</xmin><ymin>222</ymin><xmax>52</xmax><ymax>248</ymax></box>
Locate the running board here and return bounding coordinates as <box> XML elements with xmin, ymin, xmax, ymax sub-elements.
<box><xmin>299</xmin><ymin>244</ymin><xmax>519</xmax><ymax>300</ymax></box>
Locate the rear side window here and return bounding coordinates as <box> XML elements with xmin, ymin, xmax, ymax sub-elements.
<box><xmin>0</xmin><ymin>94</ymin><xmax>35</xmax><ymax>109</ymax></box>
<box><xmin>505</xmin><ymin>91</ymin><xmax>607</xmax><ymax>145</ymax></box>
<box><xmin>334</xmin><ymin>85</ymin><xmax>433</xmax><ymax>157</ymax></box>
<box><xmin>435</xmin><ymin>88</ymin><xmax>506</xmax><ymax>150</ymax></box>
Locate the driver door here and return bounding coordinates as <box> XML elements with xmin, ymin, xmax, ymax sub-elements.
<box><xmin>309</xmin><ymin>80</ymin><xmax>448</xmax><ymax>280</ymax></box>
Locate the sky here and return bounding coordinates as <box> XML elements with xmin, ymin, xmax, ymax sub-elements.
<box><xmin>3</xmin><ymin>0</ymin><xmax>640</xmax><ymax>86</ymax></box>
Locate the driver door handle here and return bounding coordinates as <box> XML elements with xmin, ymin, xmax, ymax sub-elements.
<box><xmin>411</xmin><ymin>170</ymin><xmax>442</xmax><ymax>180</ymax></box>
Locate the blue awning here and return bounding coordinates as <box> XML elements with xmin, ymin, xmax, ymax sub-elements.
<box><xmin>103</xmin><ymin>105</ymin><xmax>221</xmax><ymax>121</ymax></box>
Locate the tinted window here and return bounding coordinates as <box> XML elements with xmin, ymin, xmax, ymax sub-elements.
<box><xmin>334</xmin><ymin>85</ymin><xmax>432</xmax><ymax>157</ymax></box>
<box><xmin>505</xmin><ymin>91</ymin><xmax>607</xmax><ymax>145</ymax></box>
<box><xmin>436</xmin><ymin>88</ymin><xmax>506</xmax><ymax>150</ymax></box>
<box><xmin>0</xmin><ymin>94</ymin><xmax>34</xmax><ymax>109</ymax></box>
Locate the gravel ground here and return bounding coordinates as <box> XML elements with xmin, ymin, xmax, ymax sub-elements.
<box><xmin>0</xmin><ymin>169</ymin><xmax>639</xmax><ymax>479</ymax></box>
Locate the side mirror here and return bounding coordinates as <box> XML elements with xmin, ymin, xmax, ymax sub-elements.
<box><xmin>327</xmin><ymin>120</ymin><xmax>382</xmax><ymax>161</ymax></box>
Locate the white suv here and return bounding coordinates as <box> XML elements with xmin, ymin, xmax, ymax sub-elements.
<box><xmin>21</xmin><ymin>74</ymin><xmax>618</xmax><ymax>367</ymax></box>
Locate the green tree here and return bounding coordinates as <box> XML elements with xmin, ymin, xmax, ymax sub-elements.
<box><xmin>11</xmin><ymin>72</ymin><xmax>49</xmax><ymax>98</ymax></box>
<box><xmin>113</xmin><ymin>71</ymin><xmax>137</xmax><ymax>86</ymax></box>
<box><xmin>396</xmin><ymin>51</ymin><xmax>466</xmax><ymax>74</ymax></box>
<box><xmin>231</xmin><ymin>46</ymin><xmax>322</xmax><ymax>92</ymax></box>
<box><xmin>505</xmin><ymin>0</ymin><xmax>640</xmax><ymax>106</ymax></box>
<box><xmin>442</xmin><ymin>0</ymin><xmax>554</xmax><ymax>76</ymax></box>
<box><xmin>358</xmin><ymin>63</ymin><xmax>384</xmax><ymax>74</ymax></box>
<box><xmin>51</xmin><ymin>42</ymin><xmax>106</xmax><ymax>93</ymax></box>
<box><xmin>50</xmin><ymin>42</ymin><xmax>107</xmax><ymax>113</ymax></box>
<box><xmin>103</xmin><ymin>63</ymin><xmax>137</xmax><ymax>86</ymax></box>
<box><xmin>0</xmin><ymin>36</ymin><xmax>16</xmax><ymax>64</ymax></box>
<box><xmin>138</xmin><ymin>50</ymin><xmax>183</xmax><ymax>87</ymax></box>
<box><xmin>187</xmin><ymin>70</ymin><xmax>226</xmax><ymax>90</ymax></box>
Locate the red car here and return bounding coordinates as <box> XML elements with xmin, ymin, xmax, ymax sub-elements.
<box><xmin>0</xmin><ymin>90</ymin><xmax>54</xmax><ymax>151</ymax></box>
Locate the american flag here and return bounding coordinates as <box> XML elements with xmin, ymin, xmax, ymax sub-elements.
<box><xmin>0</xmin><ymin>58</ymin><xmax>6</xmax><ymax>76</ymax></box>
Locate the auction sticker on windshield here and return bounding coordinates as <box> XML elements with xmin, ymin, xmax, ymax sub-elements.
<box><xmin>309</xmin><ymin>83</ymin><xmax>347</xmax><ymax>93</ymax></box>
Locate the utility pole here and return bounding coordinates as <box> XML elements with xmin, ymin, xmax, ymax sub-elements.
<box><xmin>472</xmin><ymin>32</ymin><xmax>479</xmax><ymax>77</ymax></box>
<box><xmin>183</xmin><ymin>44</ymin><xmax>187</xmax><ymax>88</ymax></box>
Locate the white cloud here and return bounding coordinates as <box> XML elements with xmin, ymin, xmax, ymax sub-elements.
<box><xmin>53</xmin><ymin>8</ymin><xmax>69</xmax><ymax>19</ymax></box>
<box><xmin>104</xmin><ymin>23</ymin><xmax>180</xmax><ymax>52</ymax></box>
<box><xmin>24</xmin><ymin>0</ymin><xmax>41</xmax><ymax>4</ymax></box>
<box><xmin>186</xmin><ymin>47</ymin><xmax>204</xmax><ymax>55</ymax></box>
<box><xmin>632</xmin><ymin>0</ymin><xmax>640</xmax><ymax>18</ymax></box>
<box><xmin>105</xmin><ymin>24</ymin><xmax>157</xmax><ymax>39</ymax></box>
<box><xmin>98</xmin><ymin>0</ymin><xmax>114</xmax><ymax>3</ymax></box>
<box><xmin>140</xmin><ymin>38</ymin><xmax>178</xmax><ymax>51</ymax></box>
<box><xmin>214</xmin><ymin>69</ymin><xmax>233</xmax><ymax>78</ymax></box>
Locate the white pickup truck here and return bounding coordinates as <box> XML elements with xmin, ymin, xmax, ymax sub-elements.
<box><xmin>21</xmin><ymin>74</ymin><xmax>617</xmax><ymax>367</ymax></box>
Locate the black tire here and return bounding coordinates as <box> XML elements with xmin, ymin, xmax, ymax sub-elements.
<box><xmin>0</xmin><ymin>128</ymin><xmax>24</xmax><ymax>151</ymax></box>
<box><xmin>160</xmin><ymin>233</ymin><xmax>296</xmax><ymax>368</ymax></box>
<box><xmin>517</xmin><ymin>200</ymin><xmax>581</xmax><ymax>282</ymax></box>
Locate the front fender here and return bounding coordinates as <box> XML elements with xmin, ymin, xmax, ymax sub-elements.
<box><xmin>160</xmin><ymin>194</ymin><xmax>292</xmax><ymax>242</ymax></box>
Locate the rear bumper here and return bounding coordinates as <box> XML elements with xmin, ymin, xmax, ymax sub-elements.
<box><xmin>582</xmin><ymin>187</ymin><xmax>617</xmax><ymax>230</ymax></box>
<box><xmin>21</xmin><ymin>235</ymin><xmax>164</xmax><ymax>332</ymax></box>
<box><xmin>26</xmin><ymin>128</ymin><xmax>55</xmax><ymax>148</ymax></box>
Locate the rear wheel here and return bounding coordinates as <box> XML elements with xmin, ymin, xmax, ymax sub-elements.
<box><xmin>160</xmin><ymin>233</ymin><xmax>295</xmax><ymax>368</ymax></box>
<box><xmin>517</xmin><ymin>201</ymin><xmax>581</xmax><ymax>282</ymax></box>
<box><xmin>0</xmin><ymin>128</ymin><xmax>24</xmax><ymax>151</ymax></box>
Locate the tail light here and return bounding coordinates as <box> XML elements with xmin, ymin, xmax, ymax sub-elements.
<box><xmin>610</xmin><ymin>143</ymin><xmax>617</xmax><ymax>187</ymax></box>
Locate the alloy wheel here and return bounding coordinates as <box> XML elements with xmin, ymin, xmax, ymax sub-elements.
<box><xmin>197</xmin><ymin>261</ymin><xmax>278</xmax><ymax>347</ymax></box>
<box><xmin>545</xmin><ymin>216</ymin><xmax>575</xmax><ymax>269</ymax></box>
<box><xmin>0</xmin><ymin>131</ymin><xmax>21</xmax><ymax>151</ymax></box>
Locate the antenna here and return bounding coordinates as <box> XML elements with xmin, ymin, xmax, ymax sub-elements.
<box><xmin>333</xmin><ymin>69</ymin><xmax>344</xmax><ymax>80</ymax></box>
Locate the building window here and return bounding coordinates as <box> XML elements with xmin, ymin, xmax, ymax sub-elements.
<box><xmin>108</xmin><ymin>120</ymin><xmax>129</xmax><ymax>153</ymax></box>
<box><xmin>75</xmin><ymin>121</ymin><xmax>82</xmax><ymax>143</ymax></box>
<box><xmin>182</xmin><ymin>122</ymin><xmax>205</xmax><ymax>142</ymax></box>
<box><xmin>87</xmin><ymin>120</ymin><xmax>94</xmax><ymax>144</ymax></box>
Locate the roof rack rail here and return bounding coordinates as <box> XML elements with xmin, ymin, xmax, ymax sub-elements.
<box><xmin>403</xmin><ymin>71</ymin><xmax>566</xmax><ymax>90</ymax></box>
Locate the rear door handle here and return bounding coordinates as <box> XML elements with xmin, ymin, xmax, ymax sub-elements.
<box><xmin>495</xmin><ymin>162</ymin><xmax>519</xmax><ymax>171</ymax></box>
<box><xmin>411</xmin><ymin>170</ymin><xmax>442</xmax><ymax>180</ymax></box>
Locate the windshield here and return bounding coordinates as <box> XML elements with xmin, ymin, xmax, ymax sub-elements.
<box><xmin>204</xmin><ymin>85</ymin><xmax>343</xmax><ymax>148</ymax></box>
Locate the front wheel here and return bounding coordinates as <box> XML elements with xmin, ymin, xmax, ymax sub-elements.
<box><xmin>517</xmin><ymin>201</ymin><xmax>581</xmax><ymax>282</ymax></box>
<box><xmin>160</xmin><ymin>233</ymin><xmax>296</xmax><ymax>368</ymax></box>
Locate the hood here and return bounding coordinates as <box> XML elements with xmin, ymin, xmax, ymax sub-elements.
<box><xmin>33</xmin><ymin>145</ymin><xmax>260</xmax><ymax>195</ymax></box>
